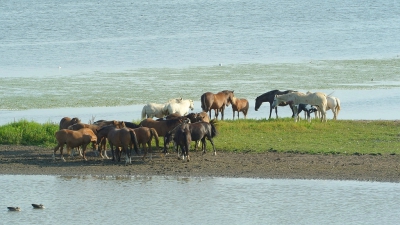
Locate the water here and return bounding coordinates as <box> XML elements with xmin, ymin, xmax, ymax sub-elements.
<box><xmin>1</xmin><ymin>175</ymin><xmax>399</xmax><ymax>225</ymax></box>
<box><xmin>1</xmin><ymin>1</ymin><xmax>400</xmax><ymax>223</ymax></box>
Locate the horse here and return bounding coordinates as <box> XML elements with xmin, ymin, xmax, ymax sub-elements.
<box><xmin>59</xmin><ymin>117</ymin><xmax>81</xmax><ymax>130</ymax></box>
<box><xmin>171</xmin><ymin>126</ymin><xmax>192</xmax><ymax>162</ymax></box>
<box><xmin>67</xmin><ymin>123</ymin><xmax>104</xmax><ymax>157</ymax></box>
<box><xmin>53</xmin><ymin>128</ymin><xmax>97</xmax><ymax>162</ymax></box>
<box><xmin>130</xmin><ymin>127</ymin><xmax>160</xmax><ymax>161</ymax></box>
<box><xmin>294</xmin><ymin>103</ymin><xmax>319</xmax><ymax>122</ymax></box>
<box><xmin>201</xmin><ymin>90</ymin><xmax>234</xmax><ymax>120</ymax></box>
<box><xmin>139</xmin><ymin>117</ymin><xmax>190</xmax><ymax>154</ymax></box>
<box><xmin>93</xmin><ymin>120</ymin><xmax>126</xmax><ymax>128</ymax></box>
<box><xmin>156</xmin><ymin>112</ymin><xmax>182</xmax><ymax>121</ymax></box>
<box><xmin>165</xmin><ymin>99</ymin><xmax>194</xmax><ymax>116</ymax></box>
<box><xmin>95</xmin><ymin>125</ymin><xmax>139</xmax><ymax>165</ymax></box>
<box><xmin>306</xmin><ymin>92</ymin><xmax>341</xmax><ymax>120</ymax></box>
<box><xmin>141</xmin><ymin>103</ymin><xmax>169</xmax><ymax>119</ymax></box>
<box><xmin>231</xmin><ymin>97</ymin><xmax>249</xmax><ymax>120</ymax></box>
<box><xmin>165</xmin><ymin>120</ymin><xmax>218</xmax><ymax>158</ymax></box>
<box><xmin>255</xmin><ymin>90</ymin><xmax>297</xmax><ymax>119</ymax></box>
<box><xmin>272</xmin><ymin>92</ymin><xmax>327</xmax><ymax>122</ymax></box>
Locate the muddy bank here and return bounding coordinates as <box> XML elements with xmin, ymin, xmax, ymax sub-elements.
<box><xmin>0</xmin><ymin>145</ymin><xmax>399</xmax><ymax>182</ymax></box>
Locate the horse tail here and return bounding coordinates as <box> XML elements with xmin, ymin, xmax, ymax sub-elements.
<box><xmin>200</xmin><ymin>94</ymin><xmax>206</xmax><ymax>112</ymax></box>
<box><xmin>335</xmin><ymin>98</ymin><xmax>341</xmax><ymax>116</ymax></box>
<box><xmin>209</xmin><ymin>119</ymin><xmax>218</xmax><ymax>138</ymax></box>
<box><xmin>141</xmin><ymin>105</ymin><xmax>147</xmax><ymax>119</ymax></box>
<box><xmin>129</xmin><ymin>130</ymin><xmax>140</xmax><ymax>155</ymax></box>
<box><xmin>149</xmin><ymin>128</ymin><xmax>160</xmax><ymax>149</ymax></box>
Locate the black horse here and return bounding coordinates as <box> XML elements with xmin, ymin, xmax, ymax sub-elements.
<box><xmin>255</xmin><ymin>90</ymin><xmax>297</xmax><ymax>119</ymax></box>
<box><xmin>165</xmin><ymin>120</ymin><xmax>218</xmax><ymax>157</ymax></box>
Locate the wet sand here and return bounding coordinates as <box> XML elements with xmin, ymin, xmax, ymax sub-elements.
<box><xmin>1</xmin><ymin>145</ymin><xmax>399</xmax><ymax>182</ymax></box>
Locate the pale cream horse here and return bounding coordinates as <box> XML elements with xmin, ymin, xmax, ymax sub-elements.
<box><xmin>272</xmin><ymin>92</ymin><xmax>328</xmax><ymax>122</ymax></box>
<box><xmin>306</xmin><ymin>92</ymin><xmax>341</xmax><ymax>120</ymax></box>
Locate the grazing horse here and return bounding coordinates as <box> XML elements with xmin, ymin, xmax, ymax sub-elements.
<box><xmin>139</xmin><ymin>117</ymin><xmax>190</xmax><ymax>154</ymax></box>
<box><xmin>165</xmin><ymin>120</ymin><xmax>218</xmax><ymax>158</ymax></box>
<box><xmin>59</xmin><ymin>117</ymin><xmax>81</xmax><ymax>130</ymax></box>
<box><xmin>130</xmin><ymin>127</ymin><xmax>160</xmax><ymax>161</ymax></box>
<box><xmin>96</xmin><ymin>125</ymin><xmax>139</xmax><ymax>165</ymax></box>
<box><xmin>67</xmin><ymin>122</ymin><xmax>104</xmax><ymax>157</ymax></box>
<box><xmin>53</xmin><ymin>128</ymin><xmax>97</xmax><ymax>161</ymax></box>
<box><xmin>141</xmin><ymin>103</ymin><xmax>169</xmax><ymax>119</ymax></box>
<box><xmin>294</xmin><ymin>103</ymin><xmax>319</xmax><ymax>122</ymax></box>
<box><xmin>231</xmin><ymin>97</ymin><xmax>249</xmax><ymax>120</ymax></box>
<box><xmin>165</xmin><ymin>99</ymin><xmax>194</xmax><ymax>116</ymax></box>
<box><xmin>255</xmin><ymin>90</ymin><xmax>296</xmax><ymax>119</ymax></box>
<box><xmin>201</xmin><ymin>90</ymin><xmax>234</xmax><ymax>120</ymax></box>
<box><xmin>272</xmin><ymin>92</ymin><xmax>327</xmax><ymax>122</ymax></box>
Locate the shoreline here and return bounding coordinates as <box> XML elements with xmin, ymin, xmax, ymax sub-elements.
<box><xmin>1</xmin><ymin>145</ymin><xmax>399</xmax><ymax>183</ymax></box>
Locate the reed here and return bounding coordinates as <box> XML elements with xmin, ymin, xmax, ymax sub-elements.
<box><xmin>0</xmin><ymin>119</ymin><xmax>399</xmax><ymax>155</ymax></box>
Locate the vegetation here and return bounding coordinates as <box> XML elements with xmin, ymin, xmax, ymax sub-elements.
<box><xmin>0</xmin><ymin>119</ymin><xmax>399</xmax><ymax>155</ymax></box>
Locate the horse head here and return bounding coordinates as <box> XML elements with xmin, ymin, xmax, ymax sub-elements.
<box><xmin>223</xmin><ymin>90</ymin><xmax>234</xmax><ymax>106</ymax></box>
<box><xmin>71</xmin><ymin>117</ymin><xmax>81</xmax><ymax>124</ymax></box>
<box><xmin>271</xmin><ymin>95</ymin><xmax>279</xmax><ymax>108</ymax></box>
<box><xmin>189</xmin><ymin>100</ymin><xmax>194</xmax><ymax>110</ymax></box>
<box><xmin>255</xmin><ymin>96</ymin><xmax>262</xmax><ymax>111</ymax></box>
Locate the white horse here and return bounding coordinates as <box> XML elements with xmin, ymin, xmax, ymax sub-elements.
<box><xmin>141</xmin><ymin>98</ymin><xmax>184</xmax><ymax>119</ymax></box>
<box><xmin>315</xmin><ymin>96</ymin><xmax>341</xmax><ymax>120</ymax></box>
<box><xmin>141</xmin><ymin>103</ymin><xmax>169</xmax><ymax>119</ymax></box>
<box><xmin>272</xmin><ymin>92</ymin><xmax>327</xmax><ymax>122</ymax></box>
<box><xmin>166</xmin><ymin>99</ymin><xmax>194</xmax><ymax>116</ymax></box>
<box><xmin>306</xmin><ymin>92</ymin><xmax>341</xmax><ymax>120</ymax></box>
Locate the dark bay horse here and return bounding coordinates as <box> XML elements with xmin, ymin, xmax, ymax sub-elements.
<box><xmin>201</xmin><ymin>90</ymin><xmax>234</xmax><ymax>120</ymax></box>
<box><xmin>139</xmin><ymin>117</ymin><xmax>190</xmax><ymax>154</ymax></box>
<box><xmin>165</xmin><ymin>120</ymin><xmax>218</xmax><ymax>158</ymax></box>
<box><xmin>59</xmin><ymin>117</ymin><xmax>81</xmax><ymax>130</ymax></box>
<box><xmin>130</xmin><ymin>127</ymin><xmax>160</xmax><ymax>161</ymax></box>
<box><xmin>96</xmin><ymin>125</ymin><xmax>139</xmax><ymax>165</ymax></box>
<box><xmin>170</xmin><ymin>126</ymin><xmax>192</xmax><ymax>161</ymax></box>
<box><xmin>255</xmin><ymin>90</ymin><xmax>296</xmax><ymax>119</ymax></box>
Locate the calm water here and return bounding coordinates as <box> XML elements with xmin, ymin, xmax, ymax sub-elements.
<box><xmin>1</xmin><ymin>1</ymin><xmax>400</xmax><ymax>223</ymax></box>
<box><xmin>2</xmin><ymin>175</ymin><xmax>400</xmax><ymax>225</ymax></box>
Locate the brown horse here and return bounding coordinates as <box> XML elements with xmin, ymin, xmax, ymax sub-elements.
<box><xmin>255</xmin><ymin>90</ymin><xmax>297</xmax><ymax>119</ymax></box>
<box><xmin>139</xmin><ymin>117</ymin><xmax>190</xmax><ymax>154</ymax></box>
<box><xmin>68</xmin><ymin>123</ymin><xmax>108</xmax><ymax>158</ymax></box>
<box><xmin>96</xmin><ymin>125</ymin><xmax>139</xmax><ymax>165</ymax></box>
<box><xmin>165</xmin><ymin>120</ymin><xmax>218</xmax><ymax>158</ymax></box>
<box><xmin>130</xmin><ymin>127</ymin><xmax>160</xmax><ymax>161</ymax></box>
<box><xmin>231</xmin><ymin>97</ymin><xmax>249</xmax><ymax>120</ymax></box>
<box><xmin>172</xmin><ymin>126</ymin><xmax>192</xmax><ymax>162</ymax></box>
<box><xmin>201</xmin><ymin>90</ymin><xmax>234</xmax><ymax>120</ymax></box>
<box><xmin>93</xmin><ymin>120</ymin><xmax>126</xmax><ymax>128</ymax></box>
<box><xmin>59</xmin><ymin>117</ymin><xmax>81</xmax><ymax>130</ymax></box>
<box><xmin>53</xmin><ymin>128</ymin><xmax>97</xmax><ymax>161</ymax></box>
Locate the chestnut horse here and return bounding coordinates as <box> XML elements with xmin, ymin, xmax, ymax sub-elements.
<box><xmin>231</xmin><ymin>97</ymin><xmax>249</xmax><ymax>120</ymax></box>
<box><xmin>96</xmin><ymin>125</ymin><xmax>139</xmax><ymax>165</ymax></box>
<box><xmin>59</xmin><ymin>117</ymin><xmax>81</xmax><ymax>130</ymax></box>
<box><xmin>53</xmin><ymin>128</ymin><xmax>97</xmax><ymax>162</ymax></box>
<box><xmin>139</xmin><ymin>117</ymin><xmax>190</xmax><ymax>154</ymax></box>
<box><xmin>255</xmin><ymin>90</ymin><xmax>297</xmax><ymax>119</ymax></box>
<box><xmin>201</xmin><ymin>90</ymin><xmax>234</xmax><ymax>120</ymax></box>
<box><xmin>130</xmin><ymin>127</ymin><xmax>160</xmax><ymax>161</ymax></box>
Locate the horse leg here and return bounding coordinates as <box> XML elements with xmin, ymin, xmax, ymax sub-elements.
<box><xmin>274</xmin><ymin>107</ymin><xmax>278</xmax><ymax>119</ymax></box>
<box><xmin>53</xmin><ymin>143</ymin><xmax>62</xmax><ymax>161</ymax></box>
<box><xmin>209</xmin><ymin>137</ymin><xmax>217</xmax><ymax>156</ymax></box>
<box><xmin>82</xmin><ymin>144</ymin><xmax>88</xmax><ymax>161</ymax></box>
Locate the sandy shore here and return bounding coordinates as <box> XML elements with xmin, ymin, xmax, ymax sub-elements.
<box><xmin>0</xmin><ymin>145</ymin><xmax>399</xmax><ymax>182</ymax></box>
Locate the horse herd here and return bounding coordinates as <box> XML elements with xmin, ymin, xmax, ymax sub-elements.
<box><xmin>53</xmin><ymin>89</ymin><xmax>341</xmax><ymax>164</ymax></box>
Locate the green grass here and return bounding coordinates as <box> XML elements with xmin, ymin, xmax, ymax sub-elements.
<box><xmin>1</xmin><ymin>119</ymin><xmax>399</xmax><ymax>155</ymax></box>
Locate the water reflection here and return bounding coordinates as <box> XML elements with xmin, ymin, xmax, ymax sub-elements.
<box><xmin>1</xmin><ymin>175</ymin><xmax>399</xmax><ymax>224</ymax></box>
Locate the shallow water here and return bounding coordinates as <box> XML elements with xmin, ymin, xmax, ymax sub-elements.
<box><xmin>2</xmin><ymin>175</ymin><xmax>400</xmax><ymax>225</ymax></box>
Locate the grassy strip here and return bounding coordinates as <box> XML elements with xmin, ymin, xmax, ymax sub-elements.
<box><xmin>0</xmin><ymin>119</ymin><xmax>399</xmax><ymax>155</ymax></box>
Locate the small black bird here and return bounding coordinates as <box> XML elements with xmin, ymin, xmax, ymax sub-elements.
<box><xmin>7</xmin><ymin>207</ymin><xmax>21</xmax><ymax>211</ymax></box>
<box><xmin>32</xmin><ymin>204</ymin><xmax>45</xmax><ymax>209</ymax></box>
